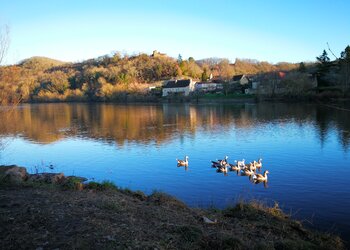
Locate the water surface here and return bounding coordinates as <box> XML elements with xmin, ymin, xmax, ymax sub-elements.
<box><xmin>1</xmin><ymin>103</ymin><xmax>349</xmax><ymax>241</ymax></box>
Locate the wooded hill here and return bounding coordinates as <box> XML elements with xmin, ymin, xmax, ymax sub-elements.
<box><xmin>1</xmin><ymin>46</ymin><xmax>347</xmax><ymax>105</ymax></box>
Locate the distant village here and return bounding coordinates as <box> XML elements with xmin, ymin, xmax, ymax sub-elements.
<box><xmin>148</xmin><ymin>50</ymin><xmax>319</xmax><ymax>98</ymax></box>
<box><xmin>158</xmin><ymin>73</ymin><xmax>315</xmax><ymax>97</ymax></box>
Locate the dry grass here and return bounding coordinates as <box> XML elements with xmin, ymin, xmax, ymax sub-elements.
<box><xmin>0</xmin><ymin>166</ymin><xmax>345</xmax><ymax>249</ymax></box>
<box><xmin>0</xmin><ymin>179</ymin><xmax>345</xmax><ymax>250</ymax></box>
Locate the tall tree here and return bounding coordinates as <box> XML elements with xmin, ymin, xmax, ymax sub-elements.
<box><xmin>340</xmin><ymin>45</ymin><xmax>350</xmax><ymax>91</ymax></box>
<box><xmin>0</xmin><ymin>24</ymin><xmax>14</xmax><ymax>105</ymax></box>
<box><xmin>316</xmin><ymin>50</ymin><xmax>330</xmax><ymax>64</ymax></box>
<box><xmin>177</xmin><ymin>54</ymin><xmax>182</xmax><ymax>64</ymax></box>
<box><xmin>0</xmin><ymin>24</ymin><xmax>12</xmax><ymax>150</ymax></box>
<box><xmin>316</xmin><ymin>50</ymin><xmax>331</xmax><ymax>87</ymax></box>
<box><xmin>340</xmin><ymin>46</ymin><xmax>350</xmax><ymax>60</ymax></box>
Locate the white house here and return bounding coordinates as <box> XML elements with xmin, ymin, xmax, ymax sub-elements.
<box><xmin>162</xmin><ymin>79</ymin><xmax>195</xmax><ymax>97</ymax></box>
<box><xmin>195</xmin><ymin>82</ymin><xmax>223</xmax><ymax>92</ymax></box>
<box><xmin>232</xmin><ymin>74</ymin><xmax>250</xmax><ymax>85</ymax></box>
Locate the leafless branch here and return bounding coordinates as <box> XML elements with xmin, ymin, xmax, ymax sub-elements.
<box><xmin>327</xmin><ymin>42</ymin><xmax>338</xmax><ymax>60</ymax></box>
<box><xmin>0</xmin><ymin>24</ymin><xmax>10</xmax><ymax>65</ymax></box>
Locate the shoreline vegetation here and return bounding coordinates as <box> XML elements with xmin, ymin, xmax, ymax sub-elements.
<box><xmin>1</xmin><ymin>46</ymin><xmax>350</xmax><ymax>105</ymax></box>
<box><xmin>0</xmin><ymin>165</ymin><xmax>345</xmax><ymax>249</ymax></box>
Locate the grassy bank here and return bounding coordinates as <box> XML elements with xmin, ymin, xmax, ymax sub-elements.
<box><xmin>0</xmin><ymin>166</ymin><xmax>346</xmax><ymax>249</ymax></box>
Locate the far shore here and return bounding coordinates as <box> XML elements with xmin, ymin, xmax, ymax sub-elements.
<box><xmin>8</xmin><ymin>94</ymin><xmax>350</xmax><ymax>106</ymax></box>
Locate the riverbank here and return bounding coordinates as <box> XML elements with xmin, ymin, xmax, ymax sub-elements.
<box><xmin>0</xmin><ymin>166</ymin><xmax>345</xmax><ymax>249</ymax></box>
<box><xmin>14</xmin><ymin>91</ymin><xmax>350</xmax><ymax>105</ymax></box>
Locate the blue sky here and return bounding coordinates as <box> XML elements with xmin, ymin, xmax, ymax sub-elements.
<box><xmin>1</xmin><ymin>0</ymin><xmax>349</xmax><ymax>64</ymax></box>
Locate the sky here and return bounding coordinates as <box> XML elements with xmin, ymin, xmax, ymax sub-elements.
<box><xmin>0</xmin><ymin>0</ymin><xmax>349</xmax><ymax>65</ymax></box>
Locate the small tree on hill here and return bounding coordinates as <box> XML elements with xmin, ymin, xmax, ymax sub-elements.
<box><xmin>298</xmin><ymin>62</ymin><xmax>306</xmax><ymax>73</ymax></box>
<box><xmin>317</xmin><ymin>50</ymin><xmax>330</xmax><ymax>64</ymax></box>
<box><xmin>177</xmin><ymin>54</ymin><xmax>182</xmax><ymax>64</ymax></box>
<box><xmin>316</xmin><ymin>50</ymin><xmax>332</xmax><ymax>87</ymax></box>
<box><xmin>201</xmin><ymin>67</ymin><xmax>209</xmax><ymax>81</ymax></box>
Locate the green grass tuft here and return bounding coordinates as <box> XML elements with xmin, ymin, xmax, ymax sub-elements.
<box><xmin>100</xmin><ymin>180</ymin><xmax>118</xmax><ymax>190</ymax></box>
<box><xmin>61</xmin><ymin>177</ymin><xmax>83</xmax><ymax>190</ymax></box>
<box><xmin>223</xmin><ymin>200</ymin><xmax>288</xmax><ymax>222</ymax></box>
<box><xmin>85</xmin><ymin>180</ymin><xmax>118</xmax><ymax>191</ymax></box>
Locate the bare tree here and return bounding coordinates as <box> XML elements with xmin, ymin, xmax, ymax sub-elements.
<box><xmin>0</xmin><ymin>24</ymin><xmax>10</xmax><ymax>65</ymax></box>
<box><xmin>0</xmin><ymin>24</ymin><xmax>14</xmax><ymax>149</ymax></box>
<box><xmin>326</xmin><ymin>42</ymin><xmax>338</xmax><ymax>60</ymax></box>
<box><xmin>0</xmin><ymin>24</ymin><xmax>17</xmax><ymax>105</ymax></box>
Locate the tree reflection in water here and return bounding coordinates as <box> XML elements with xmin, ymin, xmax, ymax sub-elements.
<box><xmin>0</xmin><ymin>102</ymin><xmax>349</xmax><ymax>151</ymax></box>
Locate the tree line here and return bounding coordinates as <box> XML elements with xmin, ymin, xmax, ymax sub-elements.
<box><xmin>0</xmin><ymin>52</ymin><xmax>300</xmax><ymax>104</ymax></box>
<box><xmin>316</xmin><ymin>46</ymin><xmax>350</xmax><ymax>94</ymax></box>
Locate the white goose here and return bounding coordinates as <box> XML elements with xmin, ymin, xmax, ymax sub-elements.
<box><xmin>247</xmin><ymin>162</ymin><xmax>256</xmax><ymax>172</ymax></box>
<box><xmin>176</xmin><ymin>156</ymin><xmax>189</xmax><ymax>167</ymax></box>
<box><xmin>218</xmin><ymin>156</ymin><xmax>229</xmax><ymax>166</ymax></box>
<box><xmin>253</xmin><ymin>158</ymin><xmax>263</xmax><ymax>170</ymax></box>
<box><xmin>235</xmin><ymin>159</ymin><xmax>245</xmax><ymax>168</ymax></box>
<box><xmin>211</xmin><ymin>156</ymin><xmax>228</xmax><ymax>168</ymax></box>
<box><xmin>253</xmin><ymin>170</ymin><xmax>269</xmax><ymax>181</ymax></box>
<box><xmin>229</xmin><ymin>163</ymin><xmax>241</xmax><ymax>171</ymax></box>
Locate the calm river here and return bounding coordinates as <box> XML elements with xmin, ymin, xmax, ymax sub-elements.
<box><xmin>1</xmin><ymin>103</ymin><xmax>350</xmax><ymax>241</ymax></box>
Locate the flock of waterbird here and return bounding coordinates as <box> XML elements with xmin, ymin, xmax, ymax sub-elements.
<box><xmin>176</xmin><ymin>156</ymin><xmax>269</xmax><ymax>184</ymax></box>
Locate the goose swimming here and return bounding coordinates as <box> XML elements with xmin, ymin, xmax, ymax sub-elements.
<box><xmin>218</xmin><ymin>156</ymin><xmax>228</xmax><ymax>166</ymax></box>
<box><xmin>176</xmin><ymin>156</ymin><xmax>189</xmax><ymax>166</ymax></box>
<box><xmin>253</xmin><ymin>170</ymin><xmax>269</xmax><ymax>181</ymax></box>
<box><xmin>229</xmin><ymin>163</ymin><xmax>241</xmax><ymax>171</ymax></box>
<box><xmin>235</xmin><ymin>159</ymin><xmax>245</xmax><ymax>168</ymax></box>
<box><xmin>211</xmin><ymin>156</ymin><xmax>228</xmax><ymax>168</ymax></box>
<box><xmin>247</xmin><ymin>162</ymin><xmax>256</xmax><ymax>172</ymax></box>
<box><xmin>253</xmin><ymin>158</ymin><xmax>263</xmax><ymax>170</ymax></box>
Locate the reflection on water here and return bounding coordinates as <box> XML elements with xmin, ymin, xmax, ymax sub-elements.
<box><xmin>1</xmin><ymin>102</ymin><xmax>350</xmax><ymax>242</ymax></box>
<box><xmin>1</xmin><ymin>103</ymin><xmax>350</xmax><ymax>150</ymax></box>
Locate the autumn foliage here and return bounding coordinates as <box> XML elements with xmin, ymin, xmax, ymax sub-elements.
<box><xmin>0</xmin><ymin>53</ymin><xmax>300</xmax><ymax>103</ymax></box>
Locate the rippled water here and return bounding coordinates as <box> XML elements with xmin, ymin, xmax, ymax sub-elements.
<box><xmin>1</xmin><ymin>103</ymin><xmax>350</xmax><ymax>241</ymax></box>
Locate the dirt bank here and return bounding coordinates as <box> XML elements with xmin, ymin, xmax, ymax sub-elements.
<box><xmin>0</xmin><ymin>166</ymin><xmax>345</xmax><ymax>249</ymax></box>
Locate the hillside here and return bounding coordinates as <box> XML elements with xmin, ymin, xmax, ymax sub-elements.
<box><xmin>18</xmin><ymin>56</ymin><xmax>68</xmax><ymax>70</ymax></box>
<box><xmin>0</xmin><ymin>51</ymin><xmax>305</xmax><ymax>104</ymax></box>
